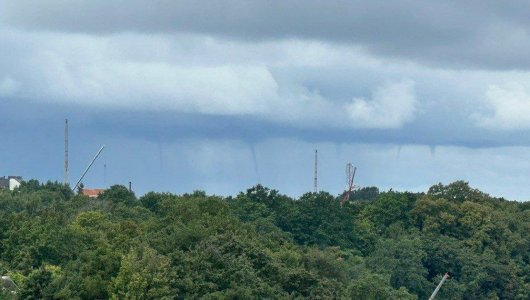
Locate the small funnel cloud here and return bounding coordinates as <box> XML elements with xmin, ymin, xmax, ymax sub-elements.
<box><xmin>103</xmin><ymin>150</ymin><xmax>107</xmax><ymax>187</ymax></box>
<box><xmin>396</xmin><ymin>144</ymin><xmax>402</xmax><ymax>158</ymax></box>
<box><xmin>158</xmin><ymin>142</ymin><xmax>164</xmax><ymax>173</ymax></box>
<box><xmin>334</xmin><ymin>142</ymin><xmax>343</xmax><ymax>158</ymax></box>
<box><xmin>249</xmin><ymin>143</ymin><xmax>261</xmax><ymax>184</ymax></box>
<box><xmin>429</xmin><ymin>145</ymin><xmax>436</xmax><ymax>157</ymax></box>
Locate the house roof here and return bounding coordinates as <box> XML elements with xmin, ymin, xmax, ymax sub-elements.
<box><xmin>82</xmin><ymin>189</ymin><xmax>105</xmax><ymax>198</ymax></box>
<box><xmin>2</xmin><ymin>275</ymin><xmax>18</xmax><ymax>290</ymax></box>
<box><xmin>0</xmin><ymin>176</ymin><xmax>21</xmax><ymax>189</ymax></box>
<box><xmin>0</xmin><ymin>178</ymin><xmax>8</xmax><ymax>189</ymax></box>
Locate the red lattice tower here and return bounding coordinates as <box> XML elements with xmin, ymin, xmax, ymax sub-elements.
<box><xmin>340</xmin><ymin>163</ymin><xmax>356</xmax><ymax>206</ymax></box>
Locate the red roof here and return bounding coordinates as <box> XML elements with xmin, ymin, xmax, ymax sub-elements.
<box><xmin>82</xmin><ymin>189</ymin><xmax>105</xmax><ymax>198</ymax></box>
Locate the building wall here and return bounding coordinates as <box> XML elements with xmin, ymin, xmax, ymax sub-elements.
<box><xmin>9</xmin><ymin>178</ymin><xmax>21</xmax><ymax>191</ymax></box>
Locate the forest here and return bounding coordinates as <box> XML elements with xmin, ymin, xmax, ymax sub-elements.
<box><xmin>0</xmin><ymin>180</ymin><xmax>529</xmax><ymax>299</ymax></box>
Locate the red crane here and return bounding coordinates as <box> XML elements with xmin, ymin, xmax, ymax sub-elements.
<box><xmin>340</xmin><ymin>163</ymin><xmax>356</xmax><ymax>206</ymax></box>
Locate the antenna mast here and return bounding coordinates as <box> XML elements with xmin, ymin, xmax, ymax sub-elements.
<box><xmin>313</xmin><ymin>149</ymin><xmax>318</xmax><ymax>193</ymax></box>
<box><xmin>64</xmin><ymin>119</ymin><xmax>69</xmax><ymax>186</ymax></box>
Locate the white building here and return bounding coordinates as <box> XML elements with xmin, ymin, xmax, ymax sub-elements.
<box><xmin>1</xmin><ymin>275</ymin><xmax>18</xmax><ymax>294</ymax></box>
<box><xmin>9</xmin><ymin>178</ymin><xmax>21</xmax><ymax>190</ymax></box>
<box><xmin>0</xmin><ymin>176</ymin><xmax>22</xmax><ymax>191</ymax></box>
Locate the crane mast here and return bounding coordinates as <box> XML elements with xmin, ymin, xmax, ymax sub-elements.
<box><xmin>72</xmin><ymin>145</ymin><xmax>106</xmax><ymax>192</ymax></box>
<box><xmin>429</xmin><ymin>272</ymin><xmax>451</xmax><ymax>300</ymax></box>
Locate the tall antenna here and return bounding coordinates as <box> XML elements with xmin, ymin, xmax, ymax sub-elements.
<box><xmin>64</xmin><ymin>118</ymin><xmax>69</xmax><ymax>186</ymax></box>
<box><xmin>313</xmin><ymin>149</ymin><xmax>318</xmax><ymax>193</ymax></box>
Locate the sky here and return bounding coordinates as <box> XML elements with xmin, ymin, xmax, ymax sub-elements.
<box><xmin>2</xmin><ymin>1</ymin><xmax>530</xmax><ymax>200</ymax></box>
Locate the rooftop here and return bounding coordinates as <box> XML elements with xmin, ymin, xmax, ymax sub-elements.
<box><xmin>81</xmin><ymin>188</ymin><xmax>105</xmax><ymax>198</ymax></box>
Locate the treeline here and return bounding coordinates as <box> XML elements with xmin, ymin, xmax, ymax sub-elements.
<box><xmin>0</xmin><ymin>180</ymin><xmax>529</xmax><ymax>299</ymax></box>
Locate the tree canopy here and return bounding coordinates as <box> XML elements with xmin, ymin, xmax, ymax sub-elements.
<box><xmin>0</xmin><ymin>180</ymin><xmax>528</xmax><ymax>299</ymax></box>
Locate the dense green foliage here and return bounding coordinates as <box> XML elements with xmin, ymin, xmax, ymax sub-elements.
<box><xmin>0</xmin><ymin>180</ymin><xmax>529</xmax><ymax>299</ymax></box>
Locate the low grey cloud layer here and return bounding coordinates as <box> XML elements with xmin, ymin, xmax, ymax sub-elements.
<box><xmin>3</xmin><ymin>0</ymin><xmax>530</xmax><ymax>69</ymax></box>
<box><xmin>0</xmin><ymin>29</ymin><xmax>424</xmax><ymax>130</ymax></box>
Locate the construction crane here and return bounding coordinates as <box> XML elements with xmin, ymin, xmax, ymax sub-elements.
<box><xmin>72</xmin><ymin>145</ymin><xmax>106</xmax><ymax>192</ymax></box>
<box><xmin>428</xmin><ymin>272</ymin><xmax>451</xmax><ymax>300</ymax></box>
<box><xmin>340</xmin><ymin>163</ymin><xmax>356</xmax><ymax>206</ymax></box>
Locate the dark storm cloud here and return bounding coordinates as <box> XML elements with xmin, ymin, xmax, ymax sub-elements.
<box><xmin>3</xmin><ymin>0</ymin><xmax>530</xmax><ymax>69</ymax></box>
<box><xmin>1</xmin><ymin>99</ymin><xmax>527</xmax><ymax>149</ymax></box>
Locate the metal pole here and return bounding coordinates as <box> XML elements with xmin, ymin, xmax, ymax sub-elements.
<box><xmin>64</xmin><ymin>119</ymin><xmax>69</xmax><ymax>186</ymax></box>
<box><xmin>429</xmin><ymin>273</ymin><xmax>450</xmax><ymax>300</ymax></box>
<box><xmin>313</xmin><ymin>149</ymin><xmax>318</xmax><ymax>193</ymax></box>
<box><xmin>72</xmin><ymin>145</ymin><xmax>106</xmax><ymax>192</ymax></box>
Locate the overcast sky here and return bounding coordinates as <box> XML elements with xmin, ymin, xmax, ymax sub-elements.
<box><xmin>2</xmin><ymin>1</ymin><xmax>530</xmax><ymax>200</ymax></box>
